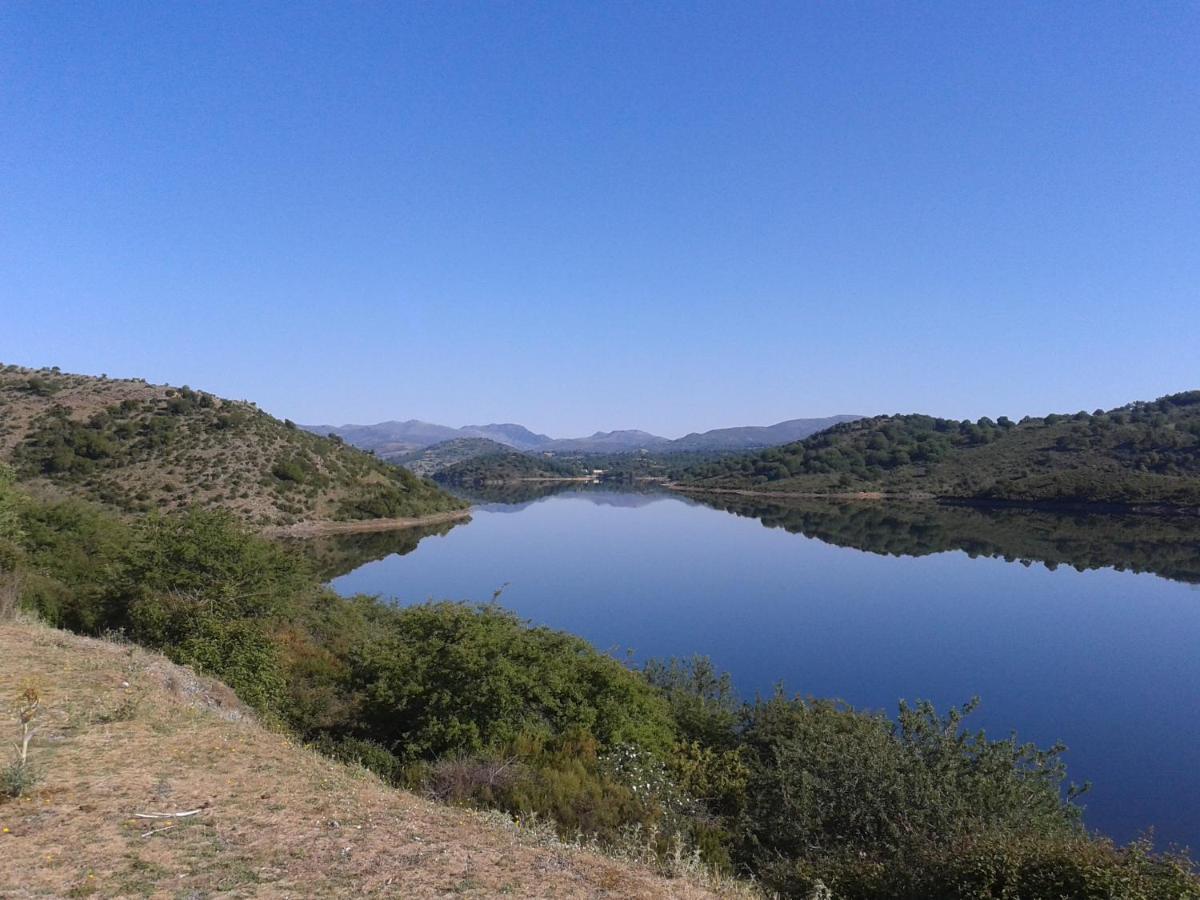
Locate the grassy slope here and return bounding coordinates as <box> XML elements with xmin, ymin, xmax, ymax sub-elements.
<box><xmin>0</xmin><ymin>365</ymin><xmax>466</xmax><ymax>528</ymax></box>
<box><xmin>680</xmin><ymin>392</ymin><xmax>1200</xmax><ymax>508</ymax></box>
<box><xmin>0</xmin><ymin>618</ymin><xmax>727</xmax><ymax>899</ymax></box>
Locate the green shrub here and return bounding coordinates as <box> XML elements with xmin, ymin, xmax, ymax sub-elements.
<box><xmin>347</xmin><ymin>602</ymin><xmax>677</xmax><ymax>761</ymax></box>
<box><xmin>271</xmin><ymin>456</ymin><xmax>310</xmax><ymax>484</ymax></box>
<box><xmin>733</xmin><ymin>695</ymin><xmax>1092</xmax><ymax>896</ymax></box>
<box><xmin>311</xmin><ymin>735</ymin><xmax>406</xmax><ymax>784</ymax></box>
<box><xmin>759</xmin><ymin>832</ymin><xmax>1200</xmax><ymax>900</ymax></box>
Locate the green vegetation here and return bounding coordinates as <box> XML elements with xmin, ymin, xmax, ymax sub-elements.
<box><xmin>0</xmin><ymin>364</ymin><xmax>465</xmax><ymax>527</ymax></box>
<box><xmin>2</xmin><ymin>685</ymin><xmax>41</xmax><ymax>799</ymax></box>
<box><xmin>680</xmin><ymin>391</ymin><xmax>1200</xmax><ymax>509</ymax></box>
<box><xmin>434</xmin><ymin>448</ymin><xmax>583</xmax><ymax>484</ymax></box>
<box><xmin>393</xmin><ymin>437</ymin><xmax>523</xmax><ymax>476</ymax></box>
<box><xmin>432</xmin><ymin>447</ymin><xmax>730</xmax><ymax>486</ymax></box>
<box><xmin>1</xmin><ymin>466</ymin><xmax>1194</xmax><ymax>897</ymax></box>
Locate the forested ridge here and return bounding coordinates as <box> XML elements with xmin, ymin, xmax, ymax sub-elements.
<box><xmin>680</xmin><ymin>391</ymin><xmax>1200</xmax><ymax>508</ymax></box>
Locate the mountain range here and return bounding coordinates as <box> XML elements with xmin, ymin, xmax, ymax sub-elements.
<box><xmin>303</xmin><ymin>415</ymin><xmax>863</xmax><ymax>458</ymax></box>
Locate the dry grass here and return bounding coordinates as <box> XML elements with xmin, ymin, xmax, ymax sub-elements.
<box><xmin>0</xmin><ymin>619</ymin><xmax>743</xmax><ymax>898</ymax></box>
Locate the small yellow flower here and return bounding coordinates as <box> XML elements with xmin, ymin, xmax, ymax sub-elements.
<box><xmin>1</xmin><ymin>827</ymin><xmax>9</xmax><ymax>834</ymax></box>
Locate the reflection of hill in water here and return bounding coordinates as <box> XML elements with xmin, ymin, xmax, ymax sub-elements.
<box><xmin>692</xmin><ymin>495</ymin><xmax>1200</xmax><ymax>585</ymax></box>
<box><xmin>450</xmin><ymin>481</ymin><xmax>681</xmax><ymax>511</ymax></box>
<box><xmin>285</xmin><ymin>522</ymin><xmax>460</xmax><ymax>580</ymax></box>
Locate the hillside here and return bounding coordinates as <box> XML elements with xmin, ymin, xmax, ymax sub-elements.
<box><xmin>668</xmin><ymin>415</ymin><xmax>863</xmax><ymax>451</ymax></box>
<box><xmin>434</xmin><ymin>449</ymin><xmax>584</xmax><ymax>484</ymax></box>
<box><xmin>679</xmin><ymin>392</ymin><xmax>1200</xmax><ymax>509</ymax></box>
<box><xmin>0</xmin><ymin>618</ymin><xmax>726</xmax><ymax>899</ymax></box>
<box><xmin>393</xmin><ymin>437</ymin><xmax>516</xmax><ymax>476</ymax></box>
<box><xmin>0</xmin><ymin>365</ymin><xmax>466</xmax><ymax>528</ymax></box>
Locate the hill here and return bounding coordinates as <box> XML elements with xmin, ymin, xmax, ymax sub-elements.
<box><xmin>668</xmin><ymin>415</ymin><xmax>863</xmax><ymax>451</ymax></box>
<box><xmin>393</xmin><ymin>437</ymin><xmax>516</xmax><ymax>476</ymax></box>
<box><xmin>304</xmin><ymin>419</ymin><xmax>466</xmax><ymax>456</ymax></box>
<box><xmin>306</xmin><ymin>421</ymin><xmax>554</xmax><ymax>457</ymax></box>
<box><xmin>0</xmin><ymin>618</ymin><xmax>726</xmax><ymax>899</ymax></box>
<box><xmin>678</xmin><ymin>392</ymin><xmax>1200</xmax><ymax>509</ymax></box>
<box><xmin>433</xmin><ymin>448</ymin><xmax>584</xmax><ymax>484</ymax></box>
<box><xmin>542</xmin><ymin>429</ymin><xmax>671</xmax><ymax>453</ymax></box>
<box><xmin>0</xmin><ymin>364</ymin><xmax>466</xmax><ymax>528</ymax></box>
<box><xmin>306</xmin><ymin>416</ymin><xmax>865</xmax><ymax>457</ymax></box>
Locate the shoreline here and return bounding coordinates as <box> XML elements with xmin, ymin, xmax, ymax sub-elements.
<box><xmin>663</xmin><ymin>483</ymin><xmax>1200</xmax><ymax>517</ymax></box>
<box><xmin>263</xmin><ymin>507</ymin><xmax>473</xmax><ymax>538</ymax></box>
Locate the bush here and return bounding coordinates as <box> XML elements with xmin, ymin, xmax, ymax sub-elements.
<box><xmin>759</xmin><ymin>832</ymin><xmax>1200</xmax><ymax>900</ymax></box>
<box><xmin>347</xmin><ymin>602</ymin><xmax>677</xmax><ymax>761</ymax></box>
<box><xmin>733</xmin><ymin>696</ymin><xmax>1092</xmax><ymax>896</ymax></box>
<box><xmin>271</xmin><ymin>456</ymin><xmax>310</xmax><ymax>483</ymax></box>
<box><xmin>1</xmin><ymin>759</ymin><xmax>39</xmax><ymax>798</ymax></box>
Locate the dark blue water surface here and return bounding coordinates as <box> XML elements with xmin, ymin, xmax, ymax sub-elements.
<box><xmin>330</xmin><ymin>489</ymin><xmax>1200</xmax><ymax>851</ymax></box>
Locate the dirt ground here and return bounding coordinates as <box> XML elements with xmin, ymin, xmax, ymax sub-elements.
<box><xmin>0</xmin><ymin>620</ymin><xmax>738</xmax><ymax>899</ymax></box>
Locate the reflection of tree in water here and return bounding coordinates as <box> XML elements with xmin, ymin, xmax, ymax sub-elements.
<box><xmin>284</xmin><ymin>522</ymin><xmax>460</xmax><ymax>581</ymax></box>
<box><xmin>450</xmin><ymin>480</ymin><xmax>673</xmax><ymax>509</ymax></box>
<box><xmin>692</xmin><ymin>495</ymin><xmax>1200</xmax><ymax>585</ymax></box>
<box><xmin>447</xmin><ymin>481</ymin><xmax>575</xmax><ymax>507</ymax></box>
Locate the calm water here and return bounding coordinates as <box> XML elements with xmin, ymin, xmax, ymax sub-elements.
<box><xmin>329</xmin><ymin>487</ymin><xmax>1200</xmax><ymax>850</ymax></box>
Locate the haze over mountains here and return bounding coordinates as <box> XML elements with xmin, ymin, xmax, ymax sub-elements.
<box><xmin>303</xmin><ymin>415</ymin><xmax>863</xmax><ymax>458</ymax></box>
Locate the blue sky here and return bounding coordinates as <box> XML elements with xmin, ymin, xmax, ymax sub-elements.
<box><xmin>2</xmin><ymin>2</ymin><xmax>1197</xmax><ymax>437</ymax></box>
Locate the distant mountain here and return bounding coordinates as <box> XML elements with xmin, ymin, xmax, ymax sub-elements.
<box><xmin>304</xmin><ymin>420</ymin><xmax>463</xmax><ymax>456</ymax></box>
<box><xmin>304</xmin><ymin>421</ymin><xmax>553</xmax><ymax>457</ymax></box>
<box><xmin>462</xmin><ymin>423</ymin><xmax>553</xmax><ymax>451</ymax></box>
<box><xmin>542</xmin><ymin>430</ymin><xmax>671</xmax><ymax>454</ymax></box>
<box><xmin>667</xmin><ymin>416</ymin><xmax>864</xmax><ymax>452</ymax></box>
<box><xmin>308</xmin><ymin>416</ymin><xmax>864</xmax><ymax>458</ymax></box>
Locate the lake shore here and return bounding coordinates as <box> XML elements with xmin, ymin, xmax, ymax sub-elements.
<box><xmin>262</xmin><ymin>507</ymin><xmax>473</xmax><ymax>538</ymax></box>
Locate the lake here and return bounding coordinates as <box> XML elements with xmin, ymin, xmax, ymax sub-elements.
<box><xmin>325</xmin><ymin>485</ymin><xmax>1200</xmax><ymax>851</ymax></box>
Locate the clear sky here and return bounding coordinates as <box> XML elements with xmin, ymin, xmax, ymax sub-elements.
<box><xmin>2</xmin><ymin>2</ymin><xmax>1197</xmax><ymax>437</ymax></box>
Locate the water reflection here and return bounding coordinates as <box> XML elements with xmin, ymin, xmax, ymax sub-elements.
<box><xmin>686</xmin><ymin>493</ymin><xmax>1200</xmax><ymax>585</ymax></box>
<box><xmin>324</xmin><ymin>486</ymin><xmax>1200</xmax><ymax>847</ymax></box>
<box><xmin>286</xmin><ymin>522</ymin><xmax>460</xmax><ymax>580</ymax></box>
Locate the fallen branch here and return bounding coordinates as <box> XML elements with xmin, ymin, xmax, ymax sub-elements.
<box><xmin>140</xmin><ymin>824</ymin><xmax>178</xmax><ymax>838</ymax></box>
<box><xmin>133</xmin><ymin>806</ymin><xmax>208</xmax><ymax>820</ymax></box>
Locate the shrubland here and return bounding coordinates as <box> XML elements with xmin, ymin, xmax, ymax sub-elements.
<box><xmin>0</xmin><ymin>364</ymin><xmax>465</xmax><ymax>526</ymax></box>
<box><xmin>680</xmin><ymin>391</ymin><xmax>1200</xmax><ymax>509</ymax></box>
<box><xmin>1</xmin><ymin>465</ymin><xmax>1196</xmax><ymax>897</ymax></box>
